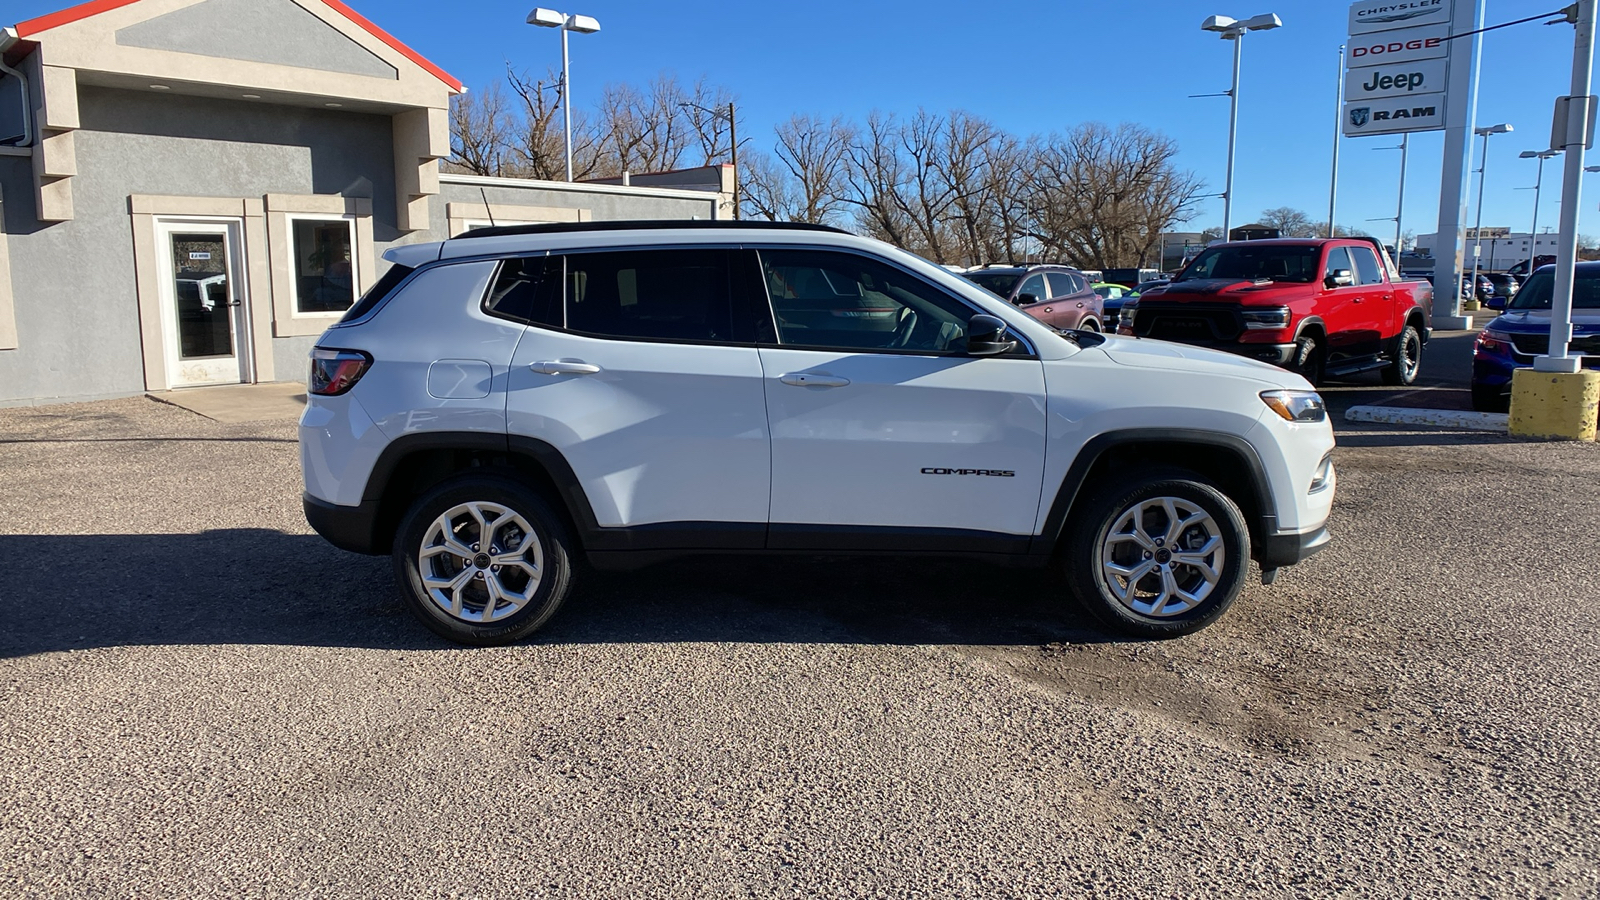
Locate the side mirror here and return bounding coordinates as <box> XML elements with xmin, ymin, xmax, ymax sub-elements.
<box><xmin>1486</xmin><ymin>295</ymin><xmax>1507</xmax><ymax>310</ymax></box>
<box><xmin>966</xmin><ymin>314</ymin><xmax>1018</xmax><ymax>356</ymax></box>
<box><xmin>1325</xmin><ymin>269</ymin><xmax>1354</xmax><ymax>288</ymax></box>
<box><xmin>1013</xmin><ymin>292</ymin><xmax>1040</xmax><ymax>306</ymax></box>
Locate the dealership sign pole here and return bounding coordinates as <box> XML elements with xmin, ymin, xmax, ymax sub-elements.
<box><xmin>1537</xmin><ymin>0</ymin><xmax>1596</xmax><ymax>374</ymax></box>
<box><xmin>1344</xmin><ymin>0</ymin><xmax>1482</xmax><ymax>327</ymax></box>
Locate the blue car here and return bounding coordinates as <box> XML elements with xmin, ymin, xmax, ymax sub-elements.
<box><xmin>1471</xmin><ymin>262</ymin><xmax>1600</xmax><ymax>411</ymax></box>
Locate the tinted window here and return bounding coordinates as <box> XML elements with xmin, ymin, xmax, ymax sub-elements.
<box><xmin>1349</xmin><ymin>246</ymin><xmax>1385</xmax><ymax>285</ymax></box>
<box><xmin>1017</xmin><ymin>274</ymin><xmax>1047</xmax><ymax>303</ymax></box>
<box><xmin>759</xmin><ymin>248</ymin><xmax>977</xmax><ymax>353</ymax></box>
<box><xmin>1323</xmin><ymin>247</ymin><xmax>1354</xmax><ymax>284</ymax></box>
<box><xmin>484</xmin><ymin>256</ymin><xmax>561</xmax><ymax>327</ymax></box>
<box><xmin>563</xmin><ymin>249</ymin><xmax>734</xmax><ymax>342</ymax></box>
<box><xmin>340</xmin><ymin>263</ymin><xmax>413</xmax><ymax>323</ymax></box>
<box><xmin>1510</xmin><ymin>268</ymin><xmax>1600</xmax><ymax>309</ymax></box>
<box><xmin>1180</xmin><ymin>245</ymin><xmax>1321</xmax><ymax>283</ymax></box>
<box><xmin>1046</xmin><ymin>272</ymin><xmax>1079</xmax><ymax>299</ymax></box>
<box><xmin>963</xmin><ymin>271</ymin><xmax>1022</xmax><ymax>297</ymax></box>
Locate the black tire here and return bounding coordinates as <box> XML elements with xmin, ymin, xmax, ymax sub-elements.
<box><xmin>392</xmin><ymin>474</ymin><xmax>576</xmax><ymax>646</ymax></box>
<box><xmin>1064</xmin><ymin>470</ymin><xmax>1250</xmax><ymax>638</ymax></box>
<box><xmin>1079</xmin><ymin>318</ymin><xmax>1101</xmax><ymax>333</ymax></box>
<box><xmin>1292</xmin><ymin>332</ymin><xmax>1325</xmax><ymax>385</ymax></box>
<box><xmin>1471</xmin><ymin>383</ymin><xmax>1510</xmax><ymax>413</ymax></box>
<box><xmin>1381</xmin><ymin>324</ymin><xmax>1423</xmax><ymax>386</ymax></box>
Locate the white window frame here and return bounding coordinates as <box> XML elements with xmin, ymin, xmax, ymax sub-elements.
<box><xmin>265</xmin><ymin>194</ymin><xmax>374</xmax><ymax>338</ymax></box>
<box><xmin>284</xmin><ymin>212</ymin><xmax>361</xmax><ymax>319</ymax></box>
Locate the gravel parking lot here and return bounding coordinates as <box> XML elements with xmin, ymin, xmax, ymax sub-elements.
<box><xmin>2</xmin><ymin>385</ymin><xmax>1597</xmax><ymax>897</ymax></box>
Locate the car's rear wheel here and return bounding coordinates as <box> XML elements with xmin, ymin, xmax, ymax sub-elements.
<box><xmin>393</xmin><ymin>474</ymin><xmax>575</xmax><ymax>645</ymax></box>
<box><xmin>1079</xmin><ymin>318</ymin><xmax>1101</xmax><ymax>333</ymax></box>
<box><xmin>1382</xmin><ymin>324</ymin><xmax>1423</xmax><ymax>385</ymax></box>
<box><xmin>1065</xmin><ymin>471</ymin><xmax>1250</xmax><ymax>638</ymax></box>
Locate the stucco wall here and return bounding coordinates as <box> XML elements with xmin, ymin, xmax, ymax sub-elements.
<box><xmin>0</xmin><ymin>85</ymin><xmax>397</xmax><ymax>405</ymax></box>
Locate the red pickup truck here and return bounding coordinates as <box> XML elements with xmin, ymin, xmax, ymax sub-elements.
<box><xmin>1119</xmin><ymin>237</ymin><xmax>1433</xmax><ymax>385</ymax></box>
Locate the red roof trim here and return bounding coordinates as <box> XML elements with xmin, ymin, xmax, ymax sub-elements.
<box><xmin>15</xmin><ymin>0</ymin><xmax>140</xmax><ymax>37</ymax></box>
<box><xmin>318</xmin><ymin>0</ymin><xmax>464</xmax><ymax>93</ymax></box>
<box><xmin>14</xmin><ymin>0</ymin><xmax>464</xmax><ymax>93</ymax></box>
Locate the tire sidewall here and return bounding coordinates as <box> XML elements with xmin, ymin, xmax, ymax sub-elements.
<box><xmin>393</xmin><ymin>475</ymin><xmax>574</xmax><ymax>645</ymax></box>
<box><xmin>1067</xmin><ymin>474</ymin><xmax>1250</xmax><ymax>638</ymax></box>
<box><xmin>1384</xmin><ymin>325</ymin><xmax>1422</xmax><ymax>385</ymax></box>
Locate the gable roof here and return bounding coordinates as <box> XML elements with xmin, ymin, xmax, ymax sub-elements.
<box><xmin>13</xmin><ymin>0</ymin><xmax>462</xmax><ymax>92</ymax></box>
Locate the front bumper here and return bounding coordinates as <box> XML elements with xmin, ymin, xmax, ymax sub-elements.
<box><xmin>1258</xmin><ymin>524</ymin><xmax>1331</xmax><ymax>569</ymax></box>
<box><xmin>304</xmin><ymin>492</ymin><xmax>384</xmax><ymax>555</ymax></box>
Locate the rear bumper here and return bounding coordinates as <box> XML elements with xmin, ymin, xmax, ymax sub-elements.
<box><xmin>304</xmin><ymin>492</ymin><xmax>384</xmax><ymax>555</ymax></box>
<box><xmin>1257</xmin><ymin>524</ymin><xmax>1330</xmax><ymax>569</ymax></box>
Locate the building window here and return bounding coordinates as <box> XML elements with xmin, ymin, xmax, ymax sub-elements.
<box><xmin>290</xmin><ymin>217</ymin><xmax>356</xmax><ymax>314</ymax></box>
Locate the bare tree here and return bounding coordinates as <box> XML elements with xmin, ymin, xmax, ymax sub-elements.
<box><xmin>504</xmin><ymin>66</ymin><xmax>566</xmax><ymax>180</ymax></box>
<box><xmin>842</xmin><ymin>111</ymin><xmax>914</xmax><ymax>249</ymax></box>
<box><xmin>447</xmin><ymin>82</ymin><xmax>514</xmax><ymax>176</ymax></box>
<box><xmin>767</xmin><ymin>114</ymin><xmax>853</xmax><ymax>224</ymax></box>
<box><xmin>1258</xmin><ymin>206</ymin><xmax>1319</xmax><ymax>238</ymax></box>
<box><xmin>1031</xmin><ymin>122</ymin><xmax>1204</xmax><ymax>268</ymax></box>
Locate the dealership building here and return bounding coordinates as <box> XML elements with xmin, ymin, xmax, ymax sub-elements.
<box><xmin>0</xmin><ymin>0</ymin><xmax>729</xmax><ymax>407</ymax></box>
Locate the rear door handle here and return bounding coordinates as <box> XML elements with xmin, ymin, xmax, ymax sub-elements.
<box><xmin>530</xmin><ymin>359</ymin><xmax>601</xmax><ymax>376</ymax></box>
<box><xmin>779</xmin><ymin>372</ymin><xmax>850</xmax><ymax>388</ymax></box>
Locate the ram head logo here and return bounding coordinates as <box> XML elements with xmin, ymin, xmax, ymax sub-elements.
<box><xmin>1349</xmin><ymin>107</ymin><xmax>1371</xmax><ymax>128</ymax></box>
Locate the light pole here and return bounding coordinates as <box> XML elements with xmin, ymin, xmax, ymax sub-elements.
<box><xmin>1371</xmin><ymin>136</ymin><xmax>1410</xmax><ymax>254</ymax></box>
<box><xmin>679</xmin><ymin>101</ymin><xmax>740</xmax><ymax>219</ymax></box>
<box><xmin>1328</xmin><ymin>43</ymin><xmax>1344</xmax><ymax>238</ymax></box>
<box><xmin>1199</xmin><ymin>12</ymin><xmax>1283</xmax><ymax>239</ymax></box>
<box><xmin>528</xmin><ymin>7</ymin><xmax>601</xmax><ymax>183</ymax></box>
<box><xmin>1468</xmin><ymin>123</ymin><xmax>1513</xmax><ymax>307</ymax></box>
<box><xmin>1519</xmin><ymin>150</ymin><xmax>1560</xmax><ymax>274</ymax></box>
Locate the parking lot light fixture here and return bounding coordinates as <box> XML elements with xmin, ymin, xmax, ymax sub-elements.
<box><xmin>1200</xmin><ymin>11</ymin><xmax>1283</xmax><ymax>239</ymax></box>
<box><xmin>1468</xmin><ymin>123</ymin><xmax>1513</xmax><ymax>302</ymax></box>
<box><xmin>527</xmin><ymin>7</ymin><xmax>602</xmax><ymax>182</ymax></box>
<box><xmin>1521</xmin><ymin>150</ymin><xmax>1561</xmax><ymax>274</ymax></box>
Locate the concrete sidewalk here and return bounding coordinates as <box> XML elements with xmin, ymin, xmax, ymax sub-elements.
<box><xmin>147</xmin><ymin>382</ymin><xmax>306</xmax><ymax>423</ymax></box>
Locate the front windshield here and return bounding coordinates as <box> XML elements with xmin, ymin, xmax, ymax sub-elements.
<box><xmin>1178</xmin><ymin>245</ymin><xmax>1321</xmax><ymax>284</ymax></box>
<box><xmin>1508</xmin><ymin>269</ymin><xmax>1600</xmax><ymax>309</ymax></box>
<box><xmin>962</xmin><ymin>272</ymin><xmax>1021</xmax><ymax>297</ymax></box>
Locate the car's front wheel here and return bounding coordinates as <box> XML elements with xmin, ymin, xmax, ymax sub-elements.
<box><xmin>393</xmin><ymin>474</ymin><xmax>575</xmax><ymax>645</ymax></box>
<box><xmin>1065</xmin><ymin>471</ymin><xmax>1250</xmax><ymax>638</ymax></box>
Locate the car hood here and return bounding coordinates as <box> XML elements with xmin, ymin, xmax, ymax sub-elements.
<box><xmin>1140</xmin><ymin>278</ymin><xmax>1317</xmax><ymax>305</ymax></box>
<box><xmin>1488</xmin><ymin>309</ymin><xmax>1600</xmax><ymax>333</ymax></box>
<box><xmin>1094</xmin><ymin>334</ymin><xmax>1309</xmax><ymax>386</ymax></box>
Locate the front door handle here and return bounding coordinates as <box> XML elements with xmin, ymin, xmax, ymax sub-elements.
<box><xmin>779</xmin><ymin>372</ymin><xmax>850</xmax><ymax>388</ymax></box>
<box><xmin>530</xmin><ymin>359</ymin><xmax>601</xmax><ymax>376</ymax></box>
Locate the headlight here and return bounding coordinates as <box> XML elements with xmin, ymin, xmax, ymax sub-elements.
<box><xmin>1121</xmin><ymin>302</ymin><xmax>1138</xmax><ymax>327</ymax></box>
<box><xmin>1261</xmin><ymin>389</ymin><xmax>1326</xmax><ymax>423</ymax></box>
<box><xmin>1242</xmin><ymin>307</ymin><xmax>1292</xmax><ymax>330</ymax></box>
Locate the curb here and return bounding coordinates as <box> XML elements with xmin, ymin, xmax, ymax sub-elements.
<box><xmin>1344</xmin><ymin>405</ymin><xmax>1509</xmax><ymax>431</ymax></box>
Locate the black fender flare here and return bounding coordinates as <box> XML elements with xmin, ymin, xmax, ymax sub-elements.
<box><xmin>1031</xmin><ymin>428</ymin><xmax>1278</xmax><ymax>557</ymax></box>
<box><xmin>1293</xmin><ymin>316</ymin><xmax>1327</xmax><ymax>343</ymax></box>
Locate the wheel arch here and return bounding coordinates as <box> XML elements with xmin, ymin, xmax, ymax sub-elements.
<box><xmin>359</xmin><ymin>432</ymin><xmax>599</xmax><ymax>555</ymax></box>
<box><xmin>1034</xmin><ymin>429</ymin><xmax>1276</xmax><ymax>558</ymax></box>
<box><xmin>1293</xmin><ymin>316</ymin><xmax>1327</xmax><ymax>342</ymax></box>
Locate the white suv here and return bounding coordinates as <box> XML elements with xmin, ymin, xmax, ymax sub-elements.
<box><xmin>300</xmin><ymin>222</ymin><xmax>1335</xmax><ymax>645</ymax></box>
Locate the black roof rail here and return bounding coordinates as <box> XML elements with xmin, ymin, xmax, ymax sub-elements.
<box><xmin>451</xmin><ymin>219</ymin><xmax>852</xmax><ymax>240</ymax></box>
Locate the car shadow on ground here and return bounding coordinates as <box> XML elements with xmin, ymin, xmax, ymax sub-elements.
<box><xmin>1332</xmin><ymin>427</ymin><xmax>1523</xmax><ymax>449</ymax></box>
<box><xmin>0</xmin><ymin>531</ymin><xmax>1112</xmax><ymax>658</ymax></box>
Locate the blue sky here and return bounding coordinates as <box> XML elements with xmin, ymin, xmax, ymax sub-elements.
<box><xmin>10</xmin><ymin>0</ymin><xmax>1597</xmax><ymax>238</ymax></box>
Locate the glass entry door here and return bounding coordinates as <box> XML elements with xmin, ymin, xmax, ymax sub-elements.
<box><xmin>156</xmin><ymin>220</ymin><xmax>250</xmax><ymax>387</ymax></box>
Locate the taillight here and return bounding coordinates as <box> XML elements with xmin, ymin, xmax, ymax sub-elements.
<box><xmin>1475</xmin><ymin>329</ymin><xmax>1512</xmax><ymax>356</ymax></box>
<box><xmin>309</xmin><ymin>348</ymin><xmax>372</xmax><ymax>396</ymax></box>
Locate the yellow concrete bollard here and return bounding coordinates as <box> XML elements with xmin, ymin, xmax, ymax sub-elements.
<box><xmin>1508</xmin><ymin>368</ymin><xmax>1600</xmax><ymax>441</ymax></box>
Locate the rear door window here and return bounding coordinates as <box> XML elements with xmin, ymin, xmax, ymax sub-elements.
<box><xmin>1046</xmin><ymin>273</ymin><xmax>1079</xmax><ymax>299</ymax></box>
<box><xmin>562</xmin><ymin>249</ymin><xmax>736</xmax><ymax>343</ymax></box>
<box><xmin>1349</xmin><ymin>246</ymin><xmax>1385</xmax><ymax>285</ymax></box>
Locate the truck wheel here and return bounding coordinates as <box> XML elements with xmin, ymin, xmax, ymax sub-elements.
<box><xmin>1064</xmin><ymin>470</ymin><xmax>1250</xmax><ymax>638</ymax></box>
<box><xmin>1471</xmin><ymin>384</ymin><xmax>1510</xmax><ymax>413</ymax></box>
<box><xmin>1381</xmin><ymin>325</ymin><xmax>1422</xmax><ymax>385</ymax></box>
<box><xmin>1292</xmin><ymin>334</ymin><xmax>1325</xmax><ymax>385</ymax></box>
<box><xmin>392</xmin><ymin>474</ymin><xmax>576</xmax><ymax>646</ymax></box>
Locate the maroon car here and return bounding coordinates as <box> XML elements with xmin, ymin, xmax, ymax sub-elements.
<box><xmin>961</xmin><ymin>265</ymin><xmax>1105</xmax><ymax>331</ymax></box>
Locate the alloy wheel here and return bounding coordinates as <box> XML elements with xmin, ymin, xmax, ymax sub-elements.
<box><xmin>1099</xmin><ymin>496</ymin><xmax>1225</xmax><ymax>617</ymax></box>
<box><xmin>417</xmin><ymin>501</ymin><xmax>544</xmax><ymax>624</ymax></box>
